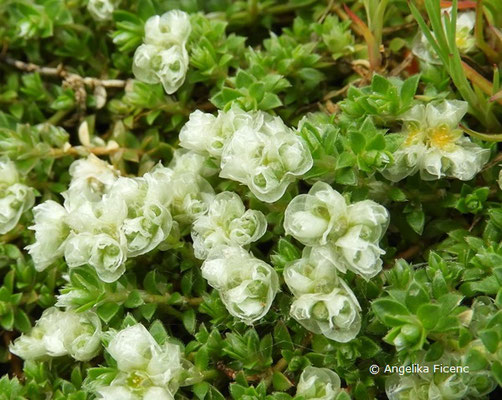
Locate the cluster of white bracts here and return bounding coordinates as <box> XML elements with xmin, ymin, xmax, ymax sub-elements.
<box><xmin>26</xmin><ymin>152</ymin><xmax>213</xmax><ymax>282</ymax></box>
<box><xmin>284</xmin><ymin>182</ymin><xmax>389</xmax><ymax>280</ymax></box>
<box><xmin>190</xmin><ymin>190</ymin><xmax>278</xmax><ymax>325</ymax></box>
<box><xmin>383</xmin><ymin>100</ymin><xmax>489</xmax><ymax>182</ymax></box>
<box><xmin>180</xmin><ymin>107</ymin><xmax>313</xmax><ymax>202</ymax></box>
<box><xmin>201</xmin><ymin>246</ymin><xmax>279</xmax><ymax>325</ymax></box>
<box><xmin>179</xmin><ymin>107</ymin><xmax>313</xmax><ymax>324</ymax></box>
<box><xmin>283</xmin><ymin>181</ymin><xmax>389</xmax><ymax>342</ymax></box>
<box><xmin>133</xmin><ymin>10</ymin><xmax>191</xmax><ymax>94</ymax></box>
<box><xmin>0</xmin><ymin>158</ymin><xmax>35</xmax><ymax>235</ymax></box>
<box><xmin>96</xmin><ymin>324</ymin><xmax>198</xmax><ymax>400</ymax></box>
<box><xmin>191</xmin><ymin>191</ymin><xmax>267</xmax><ymax>259</ymax></box>
<box><xmin>9</xmin><ymin>307</ymin><xmax>101</xmax><ymax>362</ymax></box>
<box><xmin>296</xmin><ymin>367</ymin><xmax>343</xmax><ymax>399</ymax></box>
<box><xmin>87</xmin><ymin>0</ymin><xmax>120</xmax><ymax>21</ymax></box>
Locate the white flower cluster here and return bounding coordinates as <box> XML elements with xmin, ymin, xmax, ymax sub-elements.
<box><xmin>9</xmin><ymin>307</ymin><xmax>101</xmax><ymax>361</ymax></box>
<box><xmin>283</xmin><ymin>182</ymin><xmax>389</xmax><ymax>342</ymax></box>
<box><xmin>133</xmin><ymin>10</ymin><xmax>191</xmax><ymax>94</ymax></box>
<box><xmin>27</xmin><ymin>153</ymin><xmax>214</xmax><ymax>282</ymax></box>
<box><xmin>96</xmin><ymin>324</ymin><xmax>197</xmax><ymax>400</ymax></box>
<box><xmin>296</xmin><ymin>366</ymin><xmax>343</xmax><ymax>400</ymax></box>
<box><xmin>284</xmin><ymin>248</ymin><xmax>361</xmax><ymax>342</ymax></box>
<box><xmin>412</xmin><ymin>9</ymin><xmax>475</xmax><ymax>65</ymax></box>
<box><xmin>284</xmin><ymin>181</ymin><xmax>389</xmax><ymax>279</ymax></box>
<box><xmin>383</xmin><ymin>100</ymin><xmax>489</xmax><ymax>182</ymax></box>
<box><xmin>87</xmin><ymin>0</ymin><xmax>120</xmax><ymax>21</ymax></box>
<box><xmin>0</xmin><ymin>157</ymin><xmax>35</xmax><ymax>235</ymax></box>
<box><xmin>191</xmin><ymin>191</ymin><xmax>267</xmax><ymax>259</ymax></box>
<box><xmin>180</xmin><ymin>107</ymin><xmax>313</xmax><ymax>202</ymax></box>
<box><xmin>201</xmin><ymin>246</ymin><xmax>279</xmax><ymax>325</ymax></box>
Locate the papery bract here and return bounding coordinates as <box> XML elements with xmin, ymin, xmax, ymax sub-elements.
<box><xmin>201</xmin><ymin>246</ymin><xmax>279</xmax><ymax>324</ymax></box>
<box><xmin>296</xmin><ymin>366</ymin><xmax>342</xmax><ymax>400</ymax></box>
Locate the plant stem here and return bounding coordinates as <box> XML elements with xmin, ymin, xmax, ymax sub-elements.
<box><xmin>0</xmin><ymin>55</ymin><xmax>128</xmax><ymax>88</ymax></box>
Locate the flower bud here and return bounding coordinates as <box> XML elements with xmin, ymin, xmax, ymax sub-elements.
<box><xmin>191</xmin><ymin>191</ymin><xmax>266</xmax><ymax>259</ymax></box>
<box><xmin>144</xmin><ymin>10</ymin><xmax>191</xmax><ymax>47</ymax></box>
<box><xmin>201</xmin><ymin>246</ymin><xmax>279</xmax><ymax>324</ymax></box>
<box><xmin>296</xmin><ymin>366</ymin><xmax>342</xmax><ymax>399</ymax></box>
<box><xmin>290</xmin><ymin>280</ymin><xmax>361</xmax><ymax>342</ymax></box>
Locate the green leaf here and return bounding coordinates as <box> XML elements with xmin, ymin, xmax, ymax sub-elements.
<box><xmin>139</xmin><ymin>303</ymin><xmax>157</xmax><ymax>320</ymax></box>
<box><xmin>417</xmin><ymin>304</ymin><xmax>441</xmax><ymax>330</ymax></box>
<box><xmin>491</xmin><ymin>361</ymin><xmax>502</xmax><ymax>386</ymax></box>
<box><xmin>195</xmin><ymin>346</ymin><xmax>209</xmax><ymax>370</ymax></box>
<box><xmin>405</xmin><ymin>281</ymin><xmax>430</xmax><ymax>313</ymax></box>
<box><xmin>350</xmin><ymin>132</ymin><xmax>366</xmax><ymax>153</ymax></box>
<box><xmin>400</xmin><ymin>74</ymin><xmax>420</xmax><ymax>105</ymax></box>
<box><xmin>272</xmin><ymin>371</ymin><xmax>293</xmax><ymax>391</ymax></box>
<box><xmin>183</xmin><ymin>309</ymin><xmax>197</xmax><ymax>334</ymax></box>
<box><xmin>406</xmin><ymin>209</ymin><xmax>425</xmax><ymax>235</ymax></box>
<box><xmin>97</xmin><ymin>302</ymin><xmax>121</xmax><ymax>323</ymax></box>
<box><xmin>149</xmin><ymin>320</ymin><xmax>168</xmax><ymax>345</ymax></box>
<box><xmin>124</xmin><ymin>290</ymin><xmax>144</xmax><ymax>308</ymax></box>
<box><xmin>372</xmin><ymin>298</ymin><xmax>410</xmax><ymax>327</ymax></box>
<box><xmin>479</xmin><ymin>329</ymin><xmax>499</xmax><ymax>353</ymax></box>
<box><xmin>14</xmin><ymin>309</ymin><xmax>31</xmax><ymax>333</ymax></box>
<box><xmin>193</xmin><ymin>382</ymin><xmax>210</xmax><ymax>400</ymax></box>
<box><xmin>464</xmin><ymin>348</ymin><xmax>487</xmax><ymax>371</ymax></box>
<box><xmin>0</xmin><ymin>309</ymin><xmax>14</xmax><ymax>330</ymax></box>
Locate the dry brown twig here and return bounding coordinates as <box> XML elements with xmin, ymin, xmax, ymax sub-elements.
<box><xmin>1</xmin><ymin>56</ymin><xmax>128</xmax><ymax>89</ymax></box>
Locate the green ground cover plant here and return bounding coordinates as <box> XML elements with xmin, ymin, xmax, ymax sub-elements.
<box><xmin>1</xmin><ymin>0</ymin><xmax>502</xmax><ymax>399</ymax></box>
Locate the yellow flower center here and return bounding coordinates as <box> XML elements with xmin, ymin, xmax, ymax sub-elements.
<box><xmin>427</xmin><ymin>124</ymin><xmax>456</xmax><ymax>149</ymax></box>
<box><xmin>404</xmin><ymin>127</ymin><xmax>422</xmax><ymax>146</ymax></box>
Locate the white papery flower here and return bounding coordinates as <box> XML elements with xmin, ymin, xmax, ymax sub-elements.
<box><xmin>333</xmin><ymin>225</ymin><xmax>385</xmax><ymax>280</ymax></box>
<box><xmin>63</xmin><ymin>154</ymin><xmax>119</xmax><ymax>211</ymax></box>
<box><xmin>296</xmin><ymin>366</ymin><xmax>342</xmax><ymax>400</ymax></box>
<box><xmin>108</xmin><ymin>171</ymin><xmax>173</xmax><ymax>257</ymax></box>
<box><xmin>201</xmin><ymin>246</ymin><xmax>279</xmax><ymax>324</ymax></box>
<box><xmin>169</xmin><ymin>171</ymin><xmax>215</xmax><ymax>224</ymax></box>
<box><xmin>179</xmin><ymin>110</ymin><xmax>219</xmax><ymax>155</ymax></box>
<box><xmin>144</xmin><ymin>10</ymin><xmax>191</xmax><ymax>47</ymax></box>
<box><xmin>283</xmin><ymin>246</ymin><xmax>339</xmax><ymax>298</ymax></box>
<box><xmin>285</xmin><ymin>183</ymin><xmax>389</xmax><ymax>280</ymax></box>
<box><xmin>133</xmin><ymin>44</ymin><xmax>189</xmax><ymax>95</ymax></box>
<box><xmin>65</xmin><ymin>232</ymin><xmax>127</xmax><ymax>283</ymax></box>
<box><xmin>107</xmin><ymin>324</ymin><xmax>160</xmax><ymax>371</ymax></box>
<box><xmin>0</xmin><ymin>157</ymin><xmax>35</xmax><ymax>234</ymax></box>
<box><xmin>290</xmin><ymin>279</ymin><xmax>361</xmax><ymax>342</ymax></box>
<box><xmin>169</xmin><ymin>149</ymin><xmax>216</xmax><ymax>177</ymax></box>
<box><xmin>9</xmin><ymin>308</ymin><xmax>101</xmax><ymax>361</ymax></box>
<box><xmin>102</xmin><ymin>324</ymin><xmax>196</xmax><ymax>399</ymax></box>
<box><xmin>191</xmin><ymin>191</ymin><xmax>267</xmax><ymax>259</ymax></box>
<box><xmin>346</xmin><ymin>200</ymin><xmax>389</xmax><ymax>242</ymax></box>
<box><xmin>412</xmin><ymin>10</ymin><xmax>475</xmax><ymax>65</ymax></box>
<box><xmin>87</xmin><ymin>0</ymin><xmax>118</xmax><ymax>21</ymax></box>
<box><xmin>284</xmin><ymin>181</ymin><xmax>347</xmax><ymax>246</ymax></box>
<box><xmin>26</xmin><ymin>200</ymin><xmax>69</xmax><ymax>271</ymax></box>
<box><xmin>97</xmin><ymin>386</ymin><xmax>137</xmax><ymax>400</ymax></box>
<box><xmin>383</xmin><ymin>100</ymin><xmax>489</xmax><ymax>182</ymax></box>
<box><xmin>0</xmin><ymin>183</ymin><xmax>35</xmax><ymax>234</ymax></box>
<box><xmin>179</xmin><ymin>107</ymin><xmax>258</xmax><ymax>158</ymax></box>
<box><xmin>386</xmin><ymin>375</ymin><xmax>429</xmax><ymax>400</ymax></box>
<box><xmin>220</xmin><ymin>112</ymin><xmax>312</xmax><ymax>202</ymax></box>
<box><xmin>0</xmin><ymin>157</ymin><xmax>19</xmax><ymax>187</ymax></box>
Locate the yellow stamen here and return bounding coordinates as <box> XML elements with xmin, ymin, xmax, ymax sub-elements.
<box><xmin>404</xmin><ymin>128</ymin><xmax>422</xmax><ymax>146</ymax></box>
<box><xmin>428</xmin><ymin>125</ymin><xmax>455</xmax><ymax>149</ymax></box>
